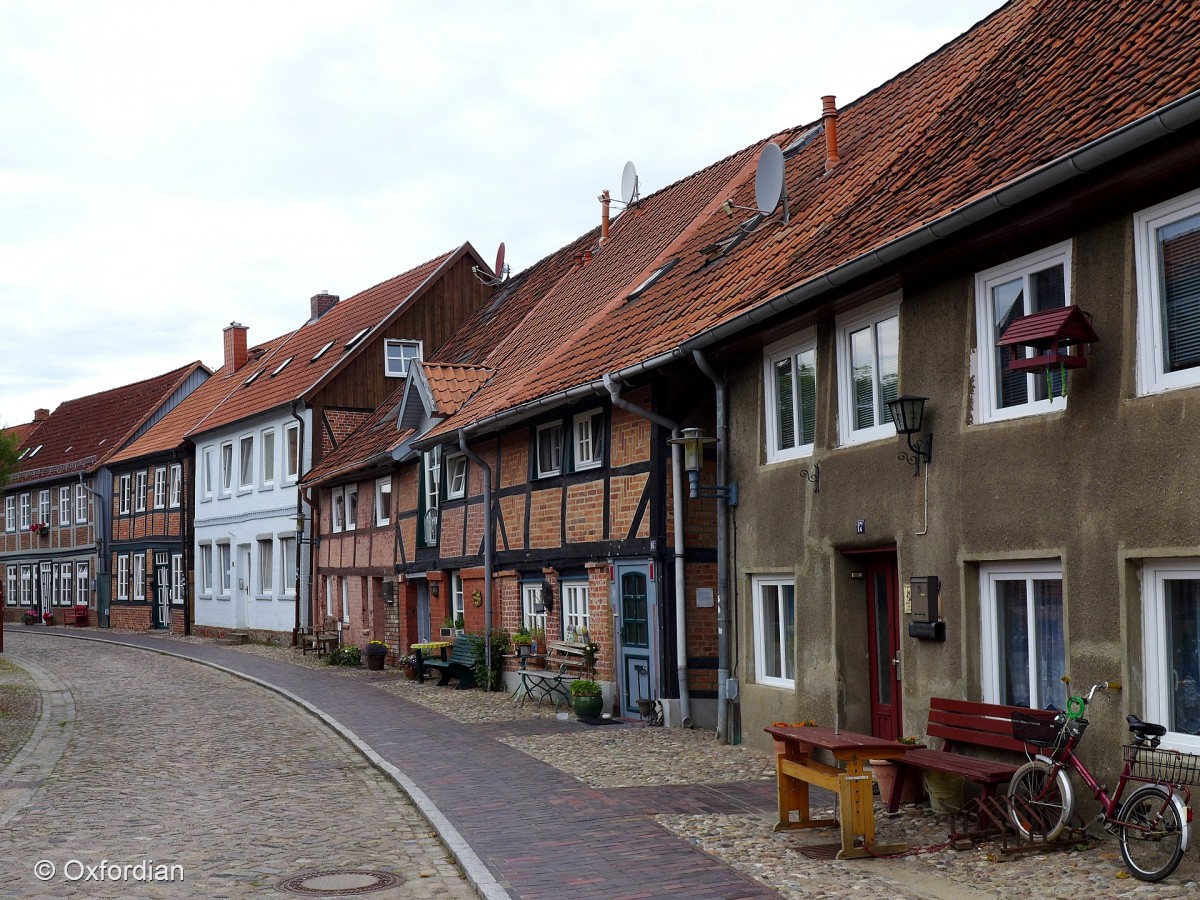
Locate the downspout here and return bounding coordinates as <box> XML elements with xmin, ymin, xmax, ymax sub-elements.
<box><xmin>691</xmin><ymin>350</ymin><xmax>732</xmax><ymax>744</ymax></box>
<box><xmin>458</xmin><ymin>431</ymin><xmax>494</xmax><ymax>687</ymax></box>
<box><xmin>291</xmin><ymin>402</ymin><xmax>308</xmax><ymax>645</ymax></box>
<box><xmin>603</xmin><ymin>373</ymin><xmax>692</xmax><ymax>728</ymax></box>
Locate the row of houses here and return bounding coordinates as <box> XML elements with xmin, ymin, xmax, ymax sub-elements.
<box><xmin>5</xmin><ymin>0</ymin><xmax>1200</xmax><ymax>757</ymax></box>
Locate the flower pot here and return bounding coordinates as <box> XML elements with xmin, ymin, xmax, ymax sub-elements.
<box><xmin>871</xmin><ymin>759</ymin><xmax>922</xmax><ymax>805</ymax></box>
<box><xmin>366</xmin><ymin>653</ymin><xmax>385</xmax><ymax>671</ymax></box>
<box><xmin>402</xmin><ymin>664</ymin><xmax>417</xmax><ymax>680</ymax></box>
<box><xmin>573</xmin><ymin>694</ymin><xmax>603</xmax><ymax>720</ymax></box>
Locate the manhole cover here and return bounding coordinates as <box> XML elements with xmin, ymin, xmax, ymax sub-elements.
<box><xmin>277</xmin><ymin>870</ymin><xmax>405</xmax><ymax>895</ymax></box>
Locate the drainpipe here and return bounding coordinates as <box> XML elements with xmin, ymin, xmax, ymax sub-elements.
<box><xmin>603</xmin><ymin>373</ymin><xmax>692</xmax><ymax>728</ymax></box>
<box><xmin>691</xmin><ymin>350</ymin><xmax>732</xmax><ymax>744</ymax></box>
<box><xmin>458</xmin><ymin>431</ymin><xmax>494</xmax><ymax>686</ymax></box>
<box><xmin>291</xmin><ymin>402</ymin><xmax>308</xmax><ymax>645</ymax></box>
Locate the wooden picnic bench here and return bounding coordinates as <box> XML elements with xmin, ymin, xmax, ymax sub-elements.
<box><xmin>512</xmin><ymin>640</ymin><xmax>585</xmax><ymax>710</ymax></box>
<box><xmin>424</xmin><ymin>639</ymin><xmax>477</xmax><ymax>689</ymax></box>
<box><xmin>889</xmin><ymin>697</ymin><xmax>1057</xmax><ymax>813</ymax></box>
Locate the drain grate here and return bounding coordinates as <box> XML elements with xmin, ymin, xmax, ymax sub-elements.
<box><xmin>276</xmin><ymin>870</ymin><xmax>404</xmax><ymax>896</ymax></box>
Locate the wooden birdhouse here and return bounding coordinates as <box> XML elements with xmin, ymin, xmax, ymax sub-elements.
<box><xmin>998</xmin><ymin>305</ymin><xmax>1099</xmax><ymax>374</ymax></box>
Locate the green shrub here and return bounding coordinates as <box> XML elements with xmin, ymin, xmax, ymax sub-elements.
<box><xmin>327</xmin><ymin>645</ymin><xmax>361</xmax><ymax>666</ymax></box>
<box><xmin>467</xmin><ymin>628</ymin><xmax>512</xmax><ymax>691</ymax></box>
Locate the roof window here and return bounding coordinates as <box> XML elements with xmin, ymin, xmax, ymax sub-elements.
<box><xmin>27</xmin><ymin>444</ymin><xmax>42</xmax><ymax>458</ymax></box>
<box><xmin>627</xmin><ymin>259</ymin><xmax>678</xmax><ymax>302</ymax></box>
<box><xmin>243</xmin><ymin>368</ymin><xmax>264</xmax><ymax>386</ymax></box>
<box><xmin>344</xmin><ymin>327</ymin><xmax>370</xmax><ymax>351</ymax></box>
<box><xmin>311</xmin><ymin>340</ymin><xmax>336</xmax><ymax>362</ymax></box>
<box><xmin>270</xmin><ymin>356</ymin><xmax>294</xmax><ymax>377</ymax></box>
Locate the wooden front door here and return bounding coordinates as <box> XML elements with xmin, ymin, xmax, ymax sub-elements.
<box><xmin>153</xmin><ymin>552</ymin><xmax>170</xmax><ymax>629</ymax></box>
<box><xmin>865</xmin><ymin>553</ymin><xmax>902</xmax><ymax>740</ymax></box>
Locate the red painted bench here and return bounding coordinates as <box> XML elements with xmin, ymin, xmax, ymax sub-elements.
<box><xmin>889</xmin><ymin>697</ymin><xmax>1057</xmax><ymax>813</ymax></box>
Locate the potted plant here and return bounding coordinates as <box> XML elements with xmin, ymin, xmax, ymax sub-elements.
<box><xmin>41</xmin><ymin>610</ymin><xmax>55</xmax><ymax>626</ymax></box>
<box><xmin>365</xmin><ymin>640</ymin><xmax>388</xmax><ymax>671</ymax></box>
<box><xmin>440</xmin><ymin>617</ymin><xmax>454</xmax><ymax>638</ymax></box>
<box><xmin>570</xmin><ymin>679</ymin><xmax>604</xmax><ymax>720</ymax></box>
<box><xmin>22</xmin><ymin>609</ymin><xmax>39</xmax><ymax>626</ymax></box>
<box><xmin>30</xmin><ymin>522</ymin><xmax>49</xmax><ymax>537</ymax></box>
<box><xmin>514</xmin><ymin>625</ymin><xmax>532</xmax><ymax>656</ymax></box>
<box><xmin>453</xmin><ymin>615</ymin><xmax>465</xmax><ymax>635</ymax></box>
<box><xmin>399</xmin><ymin>653</ymin><xmax>419</xmax><ymax>680</ymax></box>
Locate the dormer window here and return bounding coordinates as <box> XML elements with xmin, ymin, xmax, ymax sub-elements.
<box><xmin>385</xmin><ymin>339</ymin><xmax>422</xmax><ymax>378</ymax></box>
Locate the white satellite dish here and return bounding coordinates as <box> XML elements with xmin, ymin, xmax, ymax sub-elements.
<box><xmin>620</xmin><ymin>161</ymin><xmax>640</xmax><ymax>206</ymax></box>
<box><xmin>755</xmin><ymin>143</ymin><xmax>786</xmax><ymax>216</ymax></box>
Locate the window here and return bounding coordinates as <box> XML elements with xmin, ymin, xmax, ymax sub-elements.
<box><xmin>312</xmin><ymin>340</ymin><xmax>335</xmax><ymax>361</ymax></box>
<box><xmin>521</xmin><ymin>582</ymin><xmax>548</xmax><ymax>634</ymax></box>
<box><xmin>239</xmin><ymin>436</ymin><xmax>254</xmax><ymax>490</ymax></box>
<box><xmin>170</xmin><ymin>554</ymin><xmax>184</xmax><ymax>604</ymax></box>
<box><xmin>199</xmin><ymin>544</ymin><xmax>213</xmax><ymax>594</ymax></box>
<box><xmin>6</xmin><ymin>565</ymin><xmax>16</xmax><ymax>605</ymax></box>
<box><xmin>535</xmin><ymin>423</ymin><xmax>563</xmax><ymax>477</ymax></box>
<box><xmin>76</xmin><ymin>562</ymin><xmax>89</xmax><ymax>604</ymax></box>
<box><xmin>1135</xmin><ymin>189</ymin><xmax>1200</xmax><ymax>396</ymax></box>
<box><xmin>285</xmin><ymin>424</ymin><xmax>300</xmax><ymax>482</ymax></box>
<box><xmin>974</xmin><ymin>242</ymin><xmax>1071</xmax><ymax>422</ymax></box>
<box><xmin>572</xmin><ymin>410</ymin><xmax>605</xmax><ymax>471</ymax></box>
<box><xmin>58</xmin><ymin>562</ymin><xmax>71</xmax><ymax>605</ymax></box>
<box><xmin>134</xmin><ymin>472</ymin><xmax>147</xmax><ymax>512</ymax></box>
<box><xmin>117</xmin><ymin>555</ymin><xmax>130</xmax><ymax>601</ymax></box>
<box><xmin>753</xmin><ymin>576</ymin><xmax>796</xmax><ymax>687</ymax></box>
<box><xmin>75</xmin><ymin>483</ymin><xmax>87</xmax><ymax>522</ymax></box>
<box><xmin>153</xmin><ymin>467</ymin><xmax>166</xmax><ymax>509</ymax></box>
<box><xmin>1141</xmin><ymin>559</ymin><xmax>1200</xmax><ymax>752</ymax></box>
<box><xmin>133</xmin><ymin>554</ymin><xmax>145</xmax><ymax>602</ymax></box>
<box><xmin>450</xmin><ymin>571</ymin><xmax>465</xmax><ymax>625</ymax></box>
<box><xmin>764</xmin><ymin>332</ymin><xmax>818</xmax><ymax>463</ymax></box>
<box><xmin>202</xmin><ymin>447</ymin><xmax>215</xmax><ymax>499</ymax></box>
<box><xmin>375</xmin><ymin>477</ymin><xmax>392</xmax><ymax>526</ymax></box>
<box><xmin>5</xmin><ymin>495</ymin><xmax>15</xmax><ymax>532</ymax></box>
<box><xmin>218</xmin><ymin>543</ymin><xmax>231</xmax><ymax>596</ymax></box>
<box><xmin>445</xmin><ymin>455</ymin><xmax>467</xmax><ymax>499</ymax></box>
<box><xmin>258</xmin><ymin>539</ymin><xmax>273</xmax><ymax>594</ymax></box>
<box><xmin>116</xmin><ymin>475</ymin><xmax>129</xmax><ymax>515</ymax></box>
<box><xmin>261</xmin><ymin>429</ymin><xmax>275</xmax><ymax>486</ymax></box>
<box><xmin>280</xmin><ymin>537</ymin><xmax>296</xmax><ymax>597</ymax></box>
<box><xmin>168</xmin><ymin>464</ymin><xmax>182</xmax><ymax>508</ymax></box>
<box><xmin>345</xmin><ymin>487</ymin><xmax>357</xmax><ymax>531</ymax></box>
<box><xmin>220</xmin><ymin>442</ymin><xmax>233</xmax><ymax>493</ymax></box>
<box><xmin>21</xmin><ymin>565</ymin><xmax>32</xmax><ymax>605</ymax></box>
<box><xmin>344</xmin><ymin>327</ymin><xmax>370</xmax><ymax>351</ymax></box>
<box><xmin>270</xmin><ymin>356</ymin><xmax>293</xmax><ymax>377</ymax></box>
<box><xmin>979</xmin><ymin>560</ymin><xmax>1065</xmax><ymax>709</ymax></box>
<box><xmin>563</xmin><ymin>582</ymin><xmax>590</xmax><ymax>637</ymax></box>
<box><xmin>38</xmin><ymin>489</ymin><xmax>50</xmax><ymax>526</ymax></box>
<box><xmin>421</xmin><ymin>448</ymin><xmax>441</xmax><ymax>546</ymax></box>
<box><xmin>59</xmin><ymin>486</ymin><xmax>70</xmax><ymax>524</ymax></box>
<box><xmin>836</xmin><ymin>295</ymin><xmax>900</xmax><ymax>445</ymax></box>
<box><xmin>332</xmin><ymin>491</ymin><xmax>345</xmax><ymax>533</ymax></box>
<box><xmin>384</xmin><ymin>339</ymin><xmax>422</xmax><ymax>377</ymax></box>
<box><xmin>19</xmin><ymin>493</ymin><xmax>31</xmax><ymax>530</ymax></box>
<box><xmin>341</xmin><ymin>578</ymin><xmax>350</xmax><ymax>623</ymax></box>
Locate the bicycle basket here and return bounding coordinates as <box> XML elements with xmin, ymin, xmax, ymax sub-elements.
<box><xmin>1012</xmin><ymin>711</ymin><xmax>1060</xmax><ymax>747</ymax></box>
<box><xmin>1123</xmin><ymin>744</ymin><xmax>1200</xmax><ymax>785</ymax></box>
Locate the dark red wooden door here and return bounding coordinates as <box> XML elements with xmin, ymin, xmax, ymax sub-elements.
<box><xmin>865</xmin><ymin>554</ymin><xmax>902</xmax><ymax>740</ymax></box>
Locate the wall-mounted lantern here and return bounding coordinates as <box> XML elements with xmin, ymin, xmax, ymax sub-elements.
<box><xmin>886</xmin><ymin>395</ymin><xmax>932</xmax><ymax>477</ymax></box>
<box><xmin>667</xmin><ymin>427</ymin><xmax>739</xmax><ymax>505</ymax></box>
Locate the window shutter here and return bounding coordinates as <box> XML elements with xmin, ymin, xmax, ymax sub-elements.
<box><xmin>1162</xmin><ymin>222</ymin><xmax>1200</xmax><ymax>373</ymax></box>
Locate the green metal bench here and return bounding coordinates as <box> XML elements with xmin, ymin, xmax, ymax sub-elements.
<box><xmin>424</xmin><ymin>639</ymin><xmax>477</xmax><ymax>690</ymax></box>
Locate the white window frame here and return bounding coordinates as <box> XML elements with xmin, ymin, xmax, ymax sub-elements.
<box><xmin>4</xmin><ymin>495</ymin><xmax>14</xmax><ymax>532</ymax></box>
<box><xmin>752</xmin><ymin>575</ymin><xmax>796</xmax><ymax>688</ymax></box>
<box><xmin>261</xmin><ymin>428</ymin><xmax>275</xmax><ymax>487</ymax></box>
<box><xmin>341</xmin><ymin>577</ymin><xmax>350</xmax><ymax>623</ymax></box>
<box><xmin>76</xmin><ymin>562</ymin><xmax>89</xmax><ymax>604</ymax></box>
<box><xmin>374</xmin><ymin>477</ymin><xmax>392</xmax><ymax>526</ymax></box>
<box><xmin>973</xmin><ymin>242</ymin><xmax>1073</xmax><ymax>423</ymax></box>
<box><xmin>6</xmin><ymin>565</ymin><xmax>17</xmax><ymax>605</ymax></box>
<box><xmin>1141</xmin><ymin>558</ymin><xmax>1200</xmax><ymax>753</ymax></box>
<box><xmin>202</xmin><ymin>447</ymin><xmax>215</xmax><ymax>500</ymax></box>
<box><xmin>572</xmin><ymin>410</ymin><xmax>605</xmax><ymax>471</ymax></box>
<box><xmin>344</xmin><ymin>486</ymin><xmax>357</xmax><ymax>532</ymax></box>
<box><xmin>1135</xmin><ymin>188</ymin><xmax>1200</xmax><ymax>396</ymax></box>
<box><xmin>19</xmin><ymin>493</ymin><xmax>31</xmax><ymax>530</ymax></box>
<box><xmin>218</xmin><ymin>543</ymin><xmax>231</xmax><ymax>597</ymax></box>
<box><xmin>38</xmin><ymin>489</ymin><xmax>50</xmax><ymax>526</ymax></box>
<box><xmin>535</xmin><ymin>422</ymin><xmax>563</xmax><ymax>477</ymax></box>
<box><xmin>133</xmin><ymin>553</ymin><xmax>146</xmax><ymax>602</ymax></box>
<box><xmin>58</xmin><ymin>562</ymin><xmax>72</xmax><ymax>605</ymax></box>
<box><xmin>257</xmin><ymin>539</ymin><xmax>273</xmax><ymax>595</ymax></box>
<box><xmin>220</xmin><ymin>442</ymin><xmax>233</xmax><ymax>494</ymax></box>
<box><xmin>563</xmin><ymin>581</ymin><xmax>590</xmax><ymax>636</ymax></box>
<box><xmin>979</xmin><ymin>559</ymin><xmax>1065</xmax><ymax>709</ymax></box>
<box><xmin>75</xmin><ymin>483</ymin><xmax>87</xmax><ymax>523</ymax></box>
<box><xmin>521</xmin><ymin>581</ymin><xmax>548</xmax><ymax>634</ymax></box>
<box><xmin>117</xmin><ymin>555</ymin><xmax>130</xmax><ymax>601</ymax></box>
<box><xmin>445</xmin><ymin>454</ymin><xmax>467</xmax><ymax>499</ymax></box>
<box><xmin>134</xmin><ymin>472</ymin><xmax>147</xmax><ymax>513</ymax></box>
<box><xmin>168</xmin><ymin>464</ymin><xmax>182</xmax><ymax>509</ymax></box>
<box><xmin>284</xmin><ymin>424</ymin><xmax>300</xmax><ymax>483</ymax></box>
<box><xmin>153</xmin><ymin>467</ymin><xmax>166</xmax><ymax>509</ymax></box>
<box><xmin>450</xmin><ymin>571</ymin><xmax>465</xmax><ymax>625</ymax></box>
<box><xmin>59</xmin><ymin>486</ymin><xmax>70</xmax><ymax>525</ymax></box>
<box><xmin>280</xmin><ymin>537</ymin><xmax>296</xmax><ymax>597</ymax></box>
<box><xmin>20</xmin><ymin>565</ymin><xmax>32</xmax><ymax>605</ymax></box>
<box><xmin>764</xmin><ymin>330</ymin><xmax>818</xmax><ymax>463</ymax></box>
<box><xmin>238</xmin><ymin>436</ymin><xmax>254</xmax><ymax>491</ymax></box>
<box><xmin>384</xmin><ymin>339</ymin><xmax>423</xmax><ymax>377</ymax></box>
<box><xmin>422</xmin><ymin>448</ymin><xmax>441</xmax><ymax>546</ymax></box>
<box><xmin>835</xmin><ymin>294</ymin><xmax>901</xmax><ymax>446</ymax></box>
<box><xmin>170</xmin><ymin>554</ymin><xmax>184</xmax><ymax>604</ymax></box>
<box><xmin>332</xmin><ymin>491</ymin><xmax>345</xmax><ymax>533</ymax></box>
<box><xmin>199</xmin><ymin>544</ymin><xmax>213</xmax><ymax>595</ymax></box>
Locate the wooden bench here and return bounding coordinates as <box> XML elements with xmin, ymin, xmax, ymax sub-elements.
<box><xmin>889</xmin><ymin>697</ymin><xmax>1057</xmax><ymax>813</ymax></box>
<box><xmin>301</xmin><ymin>617</ymin><xmax>339</xmax><ymax>657</ymax></box>
<box><xmin>424</xmin><ymin>639</ymin><xmax>477</xmax><ymax>690</ymax></box>
<box><xmin>513</xmin><ymin>640</ymin><xmax>585</xmax><ymax>710</ymax></box>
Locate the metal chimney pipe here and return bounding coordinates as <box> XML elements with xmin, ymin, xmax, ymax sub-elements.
<box><xmin>600</xmin><ymin>189</ymin><xmax>611</xmax><ymax>246</ymax></box>
<box><xmin>822</xmin><ymin>95</ymin><xmax>840</xmax><ymax>171</ymax></box>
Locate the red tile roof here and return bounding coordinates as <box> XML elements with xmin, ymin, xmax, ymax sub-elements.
<box><xmin>9</xmin><ymin>362</ymin><xmax>206</xmax><ymax>486</ymax></box>
<box><xmin>423</xmin><ymin>0</ymin><xmax>1200</xmax><ymax>438</ymax></box>
<box><xmin>301</xmin><ymin>384</ymin><xmax>411</xmax><ymax>487</ymax></box>
<box><xmin>424</xmin><ymin>364</ymin><xmax>494</xmax><ymax>415</ymax></box>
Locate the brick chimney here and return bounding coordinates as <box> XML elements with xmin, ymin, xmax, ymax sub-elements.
<box><xmin>34</xmin><ymin>408</ymin><xmax>49</xmax><ymax>422</ymax></box>
<box><xmin>311</xmin><ymin>291</ymin><xmax>340</xmax><ymax>321</ymax></box>
<box><xmin>223</xmin><ymin>322</ymin><xmax>248</xmax><ymax>372</ymax></box>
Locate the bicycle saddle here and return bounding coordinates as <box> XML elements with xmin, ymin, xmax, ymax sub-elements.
<box><xmin>1126</xmin><ymin>714</ymin><xmax>1166</xmax><ymax>743</ymax></box>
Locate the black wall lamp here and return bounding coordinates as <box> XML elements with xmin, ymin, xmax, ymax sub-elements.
<box><xmin>668</xmin><ymin>427</ymin><xmax>739</xmax><ymax>505</ymax></box>
<box><xmin>887</xmin><ymin>395</ymin><xmax>933</xmax><ymax>477</ymax></box>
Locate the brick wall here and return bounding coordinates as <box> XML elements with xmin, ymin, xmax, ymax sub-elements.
<box><xmin>608</xmin><ymin>473</ymin><xmax>649</xmax><ymax>539</ymax></box>
<box><xmin>109</xmin><ymin>605</ymin><xmax>152</xmax><ymax>630</ymax></box>
<box><xmin>528</xmin><ymin>488</ymin><xmax>562</xmax><ymax>549</ymax></box>
<box><xmin>565</xmin><ymin>482</ymin><xmax>604</xmax><ymax>544</ymax></box>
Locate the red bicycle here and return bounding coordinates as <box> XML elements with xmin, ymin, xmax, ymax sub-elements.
<box><xmin>1006</xmin><ymin>679</ymin><xmax>1197</xmax><ymax>882</ymax></box>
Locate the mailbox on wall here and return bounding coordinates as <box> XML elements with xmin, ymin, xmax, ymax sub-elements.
<box><xmin>908</xmin><ymin>575</ymin><xmax>946</xmax><ymax>641</ymax></box>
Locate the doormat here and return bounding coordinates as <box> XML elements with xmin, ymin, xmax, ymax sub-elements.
<box><xmin>576</xmin><ymin>716</ymin><xmax>626</xmax><ymax>727</ymax></box>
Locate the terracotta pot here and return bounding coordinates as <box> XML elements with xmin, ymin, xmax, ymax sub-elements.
<box><xmin>871</xmin><ymin>759</ymin><xmax>922</xmax><ymax>805</ymax></box>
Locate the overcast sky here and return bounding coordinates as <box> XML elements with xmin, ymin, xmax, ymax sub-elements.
<box><xmin>0</xmin><ymin>0</ymin><xmax>1004</xmax><ymax>426</ymax></box>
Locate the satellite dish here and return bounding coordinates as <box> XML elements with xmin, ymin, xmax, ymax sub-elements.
<box><xmin>755</xmin><ymin>143</ymin><xmax>785</xmax><ymax>216</ymax></box>
<box><xmin>494</xmin><ymin>242</ymin><xmax>506</xmax><ymax>281</ymax></box>
<box><xmin>620</xmin><ymin>161</ymin><xmax>639</xmax><ymax>205</ymax></box>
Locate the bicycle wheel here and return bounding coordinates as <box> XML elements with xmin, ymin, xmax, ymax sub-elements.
<box><xmin>1008</xmin><ymin>760</ymin><xmax>1072</xmax><ymax>841</ymax></box>
<box><xmin>1118</xmin><ymin>785</ymin><xmax>1185</xmax><ymax>882</ymax></box>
